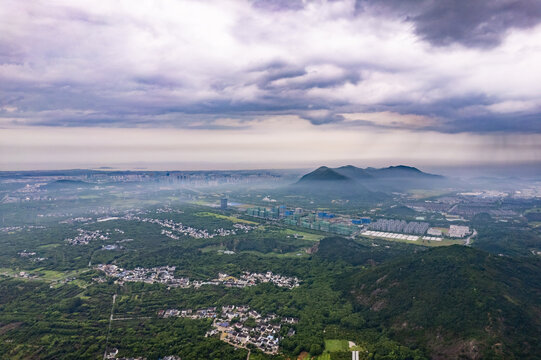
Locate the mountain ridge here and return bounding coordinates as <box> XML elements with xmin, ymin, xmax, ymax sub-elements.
<box><xmin>295</xmin><ymin>165</ymin><xmax>444</xmax><ymax>193</ymax></box>
<box><xmin>297</xmin><ymin>165</ymin><xmax>441</xmax><ymax>183</ymax></box>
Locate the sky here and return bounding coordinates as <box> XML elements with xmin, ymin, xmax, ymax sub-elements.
<box><xmin>1</xmin><ymin>0</ymin><xmax>541</xmax><ymax>171</ymax></box>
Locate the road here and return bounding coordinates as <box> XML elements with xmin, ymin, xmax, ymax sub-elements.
<box><xmin>112</xmin><ymin>316</ymin><xmax>151</xmax><ymax>321</ymax></box>
<box><xmin>465</xmin><ymin>229</ymin><xmax>477</xmax><ymax>246</ymax></box>
<box><xmin>103</xmin><ymin>294</ymin><xmax>117</xmax><ymax>360</ymax></box>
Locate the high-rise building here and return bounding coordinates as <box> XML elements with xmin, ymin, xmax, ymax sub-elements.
<box><xmin>220</xmin><ymin>198</ymin><xmax>228</xmax><ymax>210</ymax></box>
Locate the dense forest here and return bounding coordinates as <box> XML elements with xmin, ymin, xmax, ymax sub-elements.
<box><xmin>343</xmin><ymin>245</ymin><xmax>541</xmax><ymax>359</ymax></box>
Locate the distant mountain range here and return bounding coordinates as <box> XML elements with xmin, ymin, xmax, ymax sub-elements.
<box><xmin>295</xmin><ymin>165</ymin><xmax>444</xmax><ymax>193</ymax></box>
<box><xmin>41</xmin><ymin>179</ymin><xmax>93</xmax><ymax>190</ymax></box>
<box><xmin>298</xmin><ymin>165</ymin><xmax>441</xmax><ymax>183</ymax></box>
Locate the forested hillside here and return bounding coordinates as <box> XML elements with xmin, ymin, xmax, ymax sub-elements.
<box><xmin>344</xmin><ymin>246</ymin><xmax>541</xmax><ymax>359</ymax></box>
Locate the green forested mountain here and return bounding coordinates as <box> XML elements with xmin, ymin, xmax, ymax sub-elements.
<box><xmin>316</xmin><ymin>236</ymin><xmax>425</xmax><ymax>266</ymax></box>
<box><xmin>344</xmin><ymin>246</ymin><xmax>541</xmax><ymax>359</ymax></box>
<box><xmin>296</xmin><ymin>166</ymin><xmax>353</xmax><ymax>183</ymax></box>
<box><xmin>295</xmin><ymin>165</ymin><xmax>446</xmax><ymax>193</ymax></box>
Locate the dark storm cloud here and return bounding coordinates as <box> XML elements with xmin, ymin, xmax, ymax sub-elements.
<box><xmin>256</xmin><ymin>65</ymin><xmax>307</xmax><ymax>84</ymax></box>
<box><xmin>447</xmin><ymin>113</ymin><xmax>541</xmax><ymax>133</ymax></box>
<box><xmin>357</xmin><ymin>0</ymin><xmax>541</xmax><ymax>47</ymax></box>
<box><xmin>301</xmin><ymin>111</ymin><xmax>346</xmax><ymax>125</ymax></box>
<box><xmin>251</xmin><ymin>62</ymin><xmax>361</xmax><ymax>91</ymax></box>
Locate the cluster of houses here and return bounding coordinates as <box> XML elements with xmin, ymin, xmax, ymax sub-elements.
<box><xmin>1</xmin><ymin>270</ymin><xmax>39</xmax><ymax>279</ymax></box>
<box><xmin>18</xmin><ymin>250</ymin><xmax>47</xmax><ymax>262</ymax></box>
<box><xmin>62</xmin><ymin>216</ymin><xmax>254</xmax><ymax>244</ymax></box>
<box><xmin>1</xmin><ymin>225</ymin><xmax>45</xmax><ymax>233</ymax></box>
<box><xmin>18</xmin><ymin>250</ymin><xmax>36</xmax><ymax>257</ymax></box>
<box><xmin>232</xmin><ymin>223</ymin><xmax>257</xmax><ymax>232</ymax></box>
<box><xmin>158</xmin><ymin>305</ymin><xmax>298</xmax><ymax>354</ymax></box>
<box><xmin>161</xmin><ymin>228</ymin><xmax>180</xmax><ymax>240</ymax></box>
<box><xmin>58</xmin><ymin>217</ymin><xmax>92</xmax><ymax>224</ymax></box>
<box><xmin>65</xmin><ymin>228</ymin><xmax>109</xmax><ymax>245</ymax></box>
<box><xmin>155</xmin><ymin>206</ymin><xmax>184</xmax><ymax>214</ymax></box>
<box><xmin>96</xmin><ymin>265</ymin><xmax>301</xmax><ymax>291</ymax></box>
<box><xmin>95</xmin><ymin>264</ymin><xmax>189</xmax><ymax>287</ymax></box>
<box><xmin>1</xmin><ymin>226</ymin><xmax>24</xmax><ymax>233</ymax></box>
<box><xmin>214</xmin><ymin>271</ymin><xmax>301</xmax><ymax>289</ymax></box>
<box><xmin>120</xmin><ymin>213</ymin><xmax>256</xmax><ymax>240</ymax></box>
<box><xmin>105</xmin><ymin>348</ymin><xmax>180</xmax><ymax>360</ymax></box>
<box><xmin>145</xmin><ymin>217</ymin><xmax>235</xmax><ymax>239</ymax></box>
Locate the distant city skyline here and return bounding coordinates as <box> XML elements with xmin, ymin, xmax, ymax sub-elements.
<box><xmin>1</xmin><ymin>0</ymin><xmax>541</xmax><ymax>170</ymax></box>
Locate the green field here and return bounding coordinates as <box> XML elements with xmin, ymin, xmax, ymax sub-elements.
<box><xmin>78</xmin><ymin>194</ymin><xmax>100</xmax><ymax>199</ymax></box>
<box><xmin>201</xmin><ymin>246</ymin><xmax>308</xmax><ymax>258</ymax></box>
<box><xmin>324</xmin><ymin>339</ymin><xmax>350</xmax><ymax>352</ymax></box>
<box><xmin>408</xmin><ymin>189</ymin><xmax>454</xmax><ymax>199</ymax></box>
<box><xmin>200</xmin><ymin>245</ymin><xmax>226</xmax><ymax>253</ymax></box>
<box><xmin>241</xmin><ymin>250</ymin><xmax>308</xmax><ymax>258</ymax></box>
<box><xmin>314</xmin><ymin>339</ymin><xmax>352</xmax><ymax>359</ymax></box>
<box><xmin>38</xmin><ymin>243</ymin><xmax>61</xmax><ymax>249</ymax></box>
<box><xmin>0</xmin><ymin>268</ymin><xmax>90</xmax><ymax>286</ymax></box>
<box><xmin>283</xmin><ymin>228</ymin><xmax>325</xmax><ymax>242</ymax></box>
<box><xmin>315</xmin><ymin>353</ymin><xmax>331</xmax><ymax>360</ymax></box>
<box><xmin>195</xmin><ymin>211</ymin><xmax>258</xmax><ymax>224</ymax></box>
<box><xmin>35</xmin><ymin>268</ymin><xmax>90</xmax><ymax>281</ymax></box>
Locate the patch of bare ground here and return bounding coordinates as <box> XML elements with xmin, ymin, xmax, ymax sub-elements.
<box><xmin>355</xmin><ymin>292</ymin><xmax>370</xmax><ymax>306</ymax></box>
<box><xmin>0</xmin><ymin>322</ymin><xmax>22</xmax><ymax>335</ymax></box>
<box><xmin>428</xmin><ymin>336</ymin><xmax>483</xmax><ymax>360</ymax></box>
<box><xmin>355</xmin><ymin>285</ymin><xmax>389</xmax><ymax>310</ymax></box>
<box><xmin>306</xmin><ymin>242</ymin><xmax>319</xmax><ymax>254</ymax></box>
<box><xmin>370</xmin><ymin>299</ymin><xmax>387</xmax><ymax>311</ymax></box>
<box><xmin>370</xmin><ymin>287</ymin><xmax>388</xmax><ymax>297</ymax></box>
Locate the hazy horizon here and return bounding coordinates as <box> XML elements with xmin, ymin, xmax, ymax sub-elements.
<box><xmin>2</xmin><ymin>0</ymin><xmax>541</xmax><ymax>171</ymax></box>
<box><xmin>3</xmin><ymin>161</ymin><xmax>541</xmax><ymax>179</ymax></box>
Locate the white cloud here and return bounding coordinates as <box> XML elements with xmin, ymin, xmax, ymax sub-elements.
<box><xmin>1</xmin><ymin>0</ymin><xmax>540</xmax><ymax>124</ymax></box>
<box><xmin>1</xmin><ymin>0</ymin><xmax>541</xmax><ymax>168</ymax></box>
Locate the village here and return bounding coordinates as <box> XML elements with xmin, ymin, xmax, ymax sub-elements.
<box><xmin>158</xmin><ymin>305</ymin><xmax>298</xmax><ymax>355</ymax></box>
<box><xmin>212</xmin><ymin>271</ymin><xmax>301</xmax><ymax>289</ymax></box>
<box><xmin>128</xmin><ymin>215</ymin><xmax>257</xmax><ymax>239</ymax></box>
<box><xmin>95</xmin><ymin>264</ymin><xmax>189</xmax><ymax>287</ymax></box>
<box><xmin>104</xmin><ymin>347</ymin><xmax>180</xmax><ymax>360</ymax></box>
<box><xmin>61</xmin><ymin>207</ymin><xmax>257</xmax><ymax>246</ymax></box>
<box><xmin>96</xmin><ymin>265</ymin><xmax>301</xmax><ymax>290</ymax></box>
<box><xmin>65</xmin><ymin>228</ymin><xmax>110</xmax><ymax>245</ymax></box>
<box><xmin>18</xmin><ymin>250</ymin><xmax>47</xmax><ymax>262</ymax></box>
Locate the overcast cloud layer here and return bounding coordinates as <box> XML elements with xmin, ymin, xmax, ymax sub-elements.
<box><xmin>1</xmin><ymin>0</ymin><xmax>541</xmax><ymax>169</ymax></box>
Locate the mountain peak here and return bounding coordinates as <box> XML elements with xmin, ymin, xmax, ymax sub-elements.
<box><xmin>297</xmin><ymin>166</ymin><xmax>350</xmax><ymax>182</ymax></box>
<box><xmin>387</xmin><ymin>165</ymin><xmax>421</xmax><ymax>172</ymax></box>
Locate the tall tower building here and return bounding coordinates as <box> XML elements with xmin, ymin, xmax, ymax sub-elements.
<box><xmin>220</xmin><ymin>198</ymin><xmax>228</xmax><ymax>210</ymax></box>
